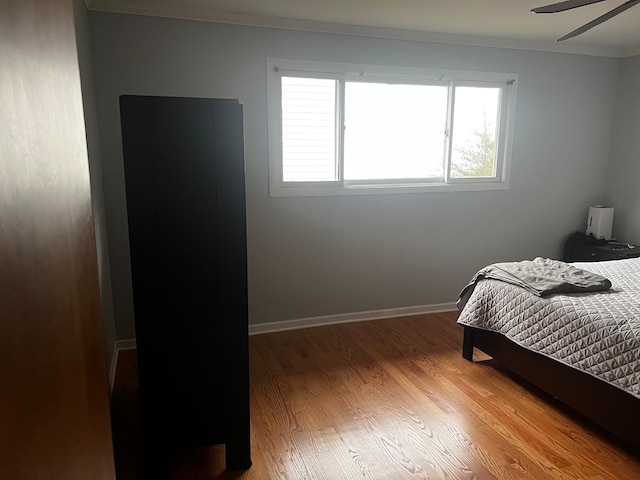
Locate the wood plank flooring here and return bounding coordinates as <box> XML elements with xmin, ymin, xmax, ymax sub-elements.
<box><xmin>110</xmin><ymin>311</ymin><xmax>640</xmax><ymax>479</ymax></box>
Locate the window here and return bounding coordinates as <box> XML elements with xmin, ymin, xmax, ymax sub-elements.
<box><xmin>267</xmin><ymin>59</ymin><xmax>517</xmax><ymax>197</ymax></box>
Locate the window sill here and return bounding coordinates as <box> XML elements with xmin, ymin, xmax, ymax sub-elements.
<box><xmin>269</xmin><ymin>181</ymin><xmax>510</xmax><ymax>198</ymax></box>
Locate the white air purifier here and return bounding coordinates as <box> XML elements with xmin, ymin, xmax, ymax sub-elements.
<box><xmin>586</xmin><ymin>206</ymin><xmax>614</xmax><ymax>240</ymax></box>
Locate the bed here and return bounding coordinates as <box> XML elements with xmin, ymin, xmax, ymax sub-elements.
<box><xmin>456</xmin><ymin>256</ymin><xmax>640</xmax><ymax>451</ymax></box>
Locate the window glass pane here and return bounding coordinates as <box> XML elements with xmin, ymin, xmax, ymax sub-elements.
<box><xmin>344</xmin><ymin>82</ymin><xmax>448</xmax><ymax>181</ymax></box>
<box><xmin>450</xmin><ymin>86</ymin><xmax>500</xmax><ymax>178</ymax></box>
<box><xmin>281</xmin><ymin>77</ymin><xmax>338</xmax><ymax>182</ymax></box>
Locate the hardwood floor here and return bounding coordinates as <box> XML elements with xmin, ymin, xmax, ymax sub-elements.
<box><xmin>110</xmin><ymin>311</ymin><xmax>640</xmax><ymax>479</ymax></box>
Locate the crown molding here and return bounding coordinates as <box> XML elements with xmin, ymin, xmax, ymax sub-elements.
<box><xmin>620</xmin><ymin>45</ymin><xmax>640</xmax><ymax>58</ymax></box>
<box><xmin>86</xmin><ymin>0</ymin><xmax>630</xmax><ymax>58</ymax></box>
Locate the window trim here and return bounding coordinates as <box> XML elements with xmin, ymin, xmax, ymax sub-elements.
<box><xmin>267</xmin><ymin>58</ymin><xmax>518</xmax><ymax>197</ymax></box>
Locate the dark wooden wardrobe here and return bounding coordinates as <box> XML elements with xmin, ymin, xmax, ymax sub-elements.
<box><xmin>119</xmin><ymin>96</ymin><xmax>251</xmax><ymax>477</ymax></box>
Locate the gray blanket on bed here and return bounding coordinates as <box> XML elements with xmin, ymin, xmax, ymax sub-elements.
<box><xmin>457</xmin><ymin>257</ymin><xmax>612</xmax><ymax>310</ymax></box>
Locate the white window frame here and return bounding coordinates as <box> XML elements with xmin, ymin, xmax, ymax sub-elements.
<box><xmin>267</xmin><ymin>58</ymin><xmax>518</xmax><ymax>197</ymax></box>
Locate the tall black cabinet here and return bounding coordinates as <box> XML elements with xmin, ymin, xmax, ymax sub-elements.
<box><xmin>119</xmin><ymin>96</ymin><xmax>251</xmax><ymax>477</ymax></box>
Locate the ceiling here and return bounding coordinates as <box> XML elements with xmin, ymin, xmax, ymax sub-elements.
<box><xmin>87</xmin><ymin>0</ymin><xmax>640</xmax><ymax>57</ymax></box>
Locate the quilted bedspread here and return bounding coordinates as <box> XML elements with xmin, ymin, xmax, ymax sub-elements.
<box><xmin>457</xmin><ymin>257</ymin><xmax>640</xmax><ymax>399</ymax></box>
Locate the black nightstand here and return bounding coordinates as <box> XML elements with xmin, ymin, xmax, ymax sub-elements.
<box><xmin>583</xmin><ymin>243</ymin><xmax>640</xmax><ymax>262</ymax></box>
<box><xmin>563</xmin><ymin>231</ymin><xmax>640</xmax><ymax>262</ymax></box>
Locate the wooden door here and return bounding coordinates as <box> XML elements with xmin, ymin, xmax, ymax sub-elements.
<box><xmin>0</xmin><ymin>0</ymin><xmax>115</xmax><ymax>478</ymax></box>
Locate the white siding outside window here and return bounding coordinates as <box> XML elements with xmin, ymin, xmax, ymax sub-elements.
<box><xmin>281</xmin><ymin>77</ymin><xmax>338</xmax><ymax>182</ymax></box>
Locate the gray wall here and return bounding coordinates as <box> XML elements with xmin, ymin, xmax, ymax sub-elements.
<box><xmin>606</xmin><ymin>55</ymin><xmax>640</xmax><ymax>243</ymax></box>
<box><xmin>88</xmin><ymin>13</ymin><xmax>619</xmax><ymax>338</ymax></box>
<box><xmin>74</xmin><ymin>0</ymin><xmax>117</xmax><ymax>367</ymax></box>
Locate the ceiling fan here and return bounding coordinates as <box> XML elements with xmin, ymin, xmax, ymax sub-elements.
<box><xmin>531</xmin><ymin>0</ymin><xmax>640</xmax><ymax>41</ymax></box>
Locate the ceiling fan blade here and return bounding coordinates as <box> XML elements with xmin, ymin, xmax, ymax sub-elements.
<box><xmin>532</xmin><ymin>0</ymin><xmax>606</xmax><ymax>14</ymax></box>
<box><xmin>557</xmin><ymin>0</ymin><xmax>640</xmax><ymax>41</ymax></box>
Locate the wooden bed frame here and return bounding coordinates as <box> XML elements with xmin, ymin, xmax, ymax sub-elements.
<box><xmin>462</xmin><ymin>325</ymin><xmax>640</xmax><ymax>453</ymax></box>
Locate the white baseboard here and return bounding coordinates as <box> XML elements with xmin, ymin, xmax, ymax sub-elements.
<box><xmin>109</xmin><ymin>338</ymin><xmax>137</xmax><ymax>395</ymax></box>
<box><xmin>248</xmin><ymin>302</ymin><xmax>458</xmax><ymax>335</ymax></box>
<box><xmin>107</xmin><ymin>303</ymin><xmax>458</xmax><ymax>390</ymax></box>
